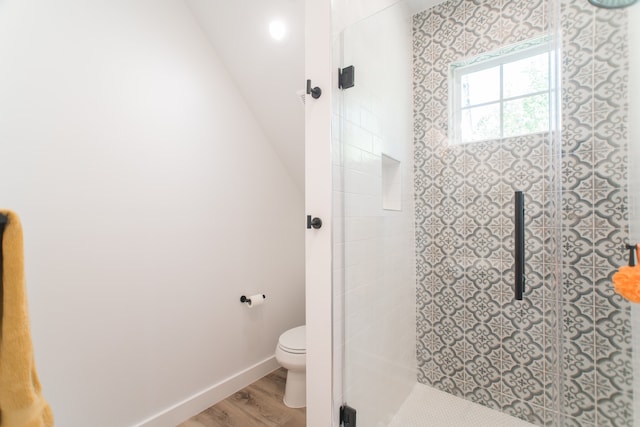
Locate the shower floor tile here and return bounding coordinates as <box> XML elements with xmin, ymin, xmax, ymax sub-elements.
<box><xmin>388</xmin><ymin>383</ymin><xmax>536</xmax><ymax>427</ymax></box>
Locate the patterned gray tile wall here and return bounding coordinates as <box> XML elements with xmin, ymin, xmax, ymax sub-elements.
<box><xmin>413</xmin><ymin>0</ymin><xmax>632</xmax><ymax>426</ymax></box>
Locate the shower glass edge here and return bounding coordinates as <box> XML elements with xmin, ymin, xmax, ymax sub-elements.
<box><xmin>628</xmin><ymin>4</ymin><xmax>640</xmax><ymax>427</ymax></box>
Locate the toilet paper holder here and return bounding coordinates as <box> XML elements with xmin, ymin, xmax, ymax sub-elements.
<box><xmin>240</xmin><ymin>294</ymin><xmax>266</xmax><ymax>304</ymax></box>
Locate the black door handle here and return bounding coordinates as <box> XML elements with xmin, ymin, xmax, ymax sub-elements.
<box><xmin>307</xmin><ymin>215</ymin><xmax>322</xmax><ymax>229</ymax></box>
<box><xmin>515</xmin><ymin>191</ymin><xmax>525</xmax><ymax>300</ymax></box>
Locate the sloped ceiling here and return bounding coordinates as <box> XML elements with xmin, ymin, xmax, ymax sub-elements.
<box><xmin>186</xmin><ymin>0</ymin><xmax>305</xmax><ymax>192</ymax></box>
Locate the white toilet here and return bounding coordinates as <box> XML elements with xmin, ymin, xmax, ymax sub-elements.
<box><xmin>275</xmin><ymin>325</ymin><xmax>306</xmax><ymax>408</ymax></box>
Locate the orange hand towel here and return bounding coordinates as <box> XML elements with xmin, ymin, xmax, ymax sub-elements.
<box><xmin>613</xmin><ymin>264</ymin><xmax>640</xmax><ymax>303</ymax></box>
<box><xmin>0</xmin><ymin>211</ymin><xmax>53</xmax><ymax>427</ymax></box>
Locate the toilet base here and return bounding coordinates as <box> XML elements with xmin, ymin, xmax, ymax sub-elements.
<box><xmin>283</xmin><ymin>369</ymin><xmax>306</xmax><ymax>408</ymax></box>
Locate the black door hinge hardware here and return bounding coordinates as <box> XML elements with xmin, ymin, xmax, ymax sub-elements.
<box><xmin>340</xmin><ymin>405</ymin><xmax>357</xmax><ymax>427</ymax></box>
<box><xmin>306</xmin><ymin>215</ymin><xmax>322</xmax><ymax>229</ymax></box>
<box><xmin>339</xmin><ymin>66</ymin><xmax>355</xmax><ymax>89</ymax></box>
<box><xmin>306</xmin><ymin>79</ymin><xmax>322</xmax><ymax>99</ymax></box>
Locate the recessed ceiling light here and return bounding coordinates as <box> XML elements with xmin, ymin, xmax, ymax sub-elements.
<box><xmin>269</xmin><ymin>20</ymin><xmax>286</xmax><ymax>41</ymax></box>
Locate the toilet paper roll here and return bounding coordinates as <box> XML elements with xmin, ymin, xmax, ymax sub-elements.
<box><xmin>247</xmin><ymin>294</ymin><xmax>265</xmax><ymax>308</ymax></box>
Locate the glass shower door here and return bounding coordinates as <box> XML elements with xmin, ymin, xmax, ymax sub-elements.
<box><xmin>333</xmin><ymin>0</ymin><xmax>564</xmax><ymax>425</ymax></box>
<box><xmin>333</xmin><ymin>0</ymin><xmax>640</xmax><ymax>426</ymax></box>
<box><xmin>332</xmin><ymin>2</ymin><xmax>418</xmax><ymax>426</ymax></box>
<box><xmin>405</xmin><ymin>0</ymin><xmax>563</xmax><ymax>422</ymax></box>
<box><xmin>557</xmin><ymin>1</ymin><xmax>638</xmax><ymax>426</ymax></box>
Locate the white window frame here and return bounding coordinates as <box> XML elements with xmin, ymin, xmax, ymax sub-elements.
<box><xmin>449</xmin><ymin>38</ymin><xmax>551</xmax><ymax>145</ymax></box>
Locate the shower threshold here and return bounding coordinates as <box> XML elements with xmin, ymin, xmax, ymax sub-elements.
<box><xmin>388</xmin><ymin>383</ymin><xmax>536</xmax><ymax>427</ymax></box>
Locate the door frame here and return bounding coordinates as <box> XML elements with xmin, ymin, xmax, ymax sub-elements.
<box><xmin>305</xmin><ymin>1</ymin><xmax>334</xmax><ymax>426</ymax></box>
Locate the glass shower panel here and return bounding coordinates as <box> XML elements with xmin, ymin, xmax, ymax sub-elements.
<box><xmin>630</xmin><ymin>3</ymin><xmax>640</xmax><ymax>425</ymax></box>
<box><xmin>333</xmin><ymin>0</ymin><xmax>639</xmax><ymax>426</ymax></box>
<box><xmin>333</xmin><ymin>3</ymin><xmax>417</xmax><ymax>426</ymax></box>
<box><xmin>334</xmin><ymin>0</ymin><xmax>563</xmax><ymax>425</ymax></box>
<box><xmin>558</xmin><ymin>1</ymin><xmax>638</xmax><ymax>426</ymax></box>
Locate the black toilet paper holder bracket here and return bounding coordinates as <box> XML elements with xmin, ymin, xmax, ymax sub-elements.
<box><xmin>240</xmin><ymin>295</ymin><xmax>266</xmax><ymax>304</ymax></box>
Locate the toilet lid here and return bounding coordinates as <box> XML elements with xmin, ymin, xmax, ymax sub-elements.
<box><xmin>279</xmin><ymin>325</ymin><xmax>306</xmax><ymax>353</ymax></box>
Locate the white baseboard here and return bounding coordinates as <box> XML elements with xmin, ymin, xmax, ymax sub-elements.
<box><xmin>135</xmin><ymin>356</ymin><xmax>279</xmax><ymax>427</ymax></box>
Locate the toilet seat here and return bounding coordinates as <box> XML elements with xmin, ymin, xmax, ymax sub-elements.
<box><xmin>278</xmin><ymin>325</ymin><xmax>306</xmax><ymax>354</ymax></box>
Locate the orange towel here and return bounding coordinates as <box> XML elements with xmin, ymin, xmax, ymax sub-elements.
<box><xmin>613</xmin><ymin>265</ymin><xmax>640</xmax><ymax>303</ymax></box>
<box><xmin>0</xmin><ymin>211</ymin><xmax>53</xmax><ymax>427</ymax></box>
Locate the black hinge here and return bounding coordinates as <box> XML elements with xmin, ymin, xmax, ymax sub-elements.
<box><xmin>338</xmin><ymin>66</ymin><xmax>355</xmax><ymax>89</ymax></box>
<box><xmin>340</xmin><ymin>405</ymin><xmax>357</xmax><ymax>427</ymax></box>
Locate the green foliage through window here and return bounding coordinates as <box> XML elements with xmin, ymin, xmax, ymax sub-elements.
<box><xmin>450</xmin><ymin>40</ymin><xmax>551</xmax><ymax>144</ymax></box>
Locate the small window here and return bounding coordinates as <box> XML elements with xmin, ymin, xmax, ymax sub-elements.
<box><xmin>450</xmin><ymin>39</ymin><xmax>551</xmax><ymax>144</ymax></box>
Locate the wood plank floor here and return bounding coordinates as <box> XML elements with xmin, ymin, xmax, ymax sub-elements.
<box><xmin>177</xmin><ymin>368</ymin><xmax>306</xmax><ymax>427</ymax></box>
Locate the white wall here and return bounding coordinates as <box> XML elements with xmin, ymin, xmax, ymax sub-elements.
<box><xmin>332</xmin><ymin>3</ymin><xmax>416</xmax><ymax>426</ymax></box>
<box><xmin>331</xmin><ymin>0</ymin><xmax>401</xmax><ymax>34</ymax></box>
<box><xmin>186</xmin><ymin>0</ymin><xmax>306</xmax><ymax>191</ymax></box>
<box><xmin>0</xmin><ymin>1</ymin><xmax>305</xmax><ymax>426</ymax></box>
<box><xmin>304</xmin><ymin>1</ymin><xmax>334</xmax><ymax>426</ymax></box>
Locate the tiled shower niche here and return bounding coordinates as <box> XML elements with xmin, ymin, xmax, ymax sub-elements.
<box><xmin>413</xmin><ymin>0</ymin><xmax>632</xmax><ymax>425</ymax></box>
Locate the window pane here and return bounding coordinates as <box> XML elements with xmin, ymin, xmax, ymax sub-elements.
<box><xmin>503</xmin><ymin>52</ymin><xmax>549</xmax><ymax>98</ymax></box>
<box><xmin>503</xmin><ymin>93</ymin><xmax>549</xmax><ymax>138</ymax></box>
<box><xmin>461</xmin><ymin>103</ymin><xmax>500</xmax><ymax>143</ymax></box>
<box><xmin>460</xmin><ymin>66</ymin><xmax>500</xmax><ymax>107</ymax></box>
